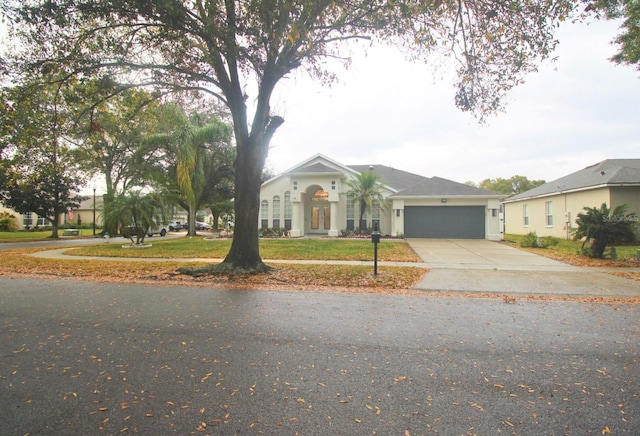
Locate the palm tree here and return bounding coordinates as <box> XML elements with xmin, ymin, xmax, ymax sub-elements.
<box><xmin>104</xmin><ymin>190</ymin><xmax>174</xmax><ymax>245</ymax></box>
<box><xmin>143</xmin><ymin>106</ymin><xmax>231</xmax><ymax>236</ymax></box>
<box><xmin>346</xmin><ymin>171</ymin><xmax>386</xmax><ymax>232</ymax></box>
<box><xmin>573</xmin><ymin>203</ymin><xmax>637</xmax><ymax>258</ymax></box>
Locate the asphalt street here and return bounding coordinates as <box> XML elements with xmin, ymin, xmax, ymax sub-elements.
<box><xmin>1</xmin><ymin>277</ymin><xmax>638</xmax><ymax>435</ymax></box>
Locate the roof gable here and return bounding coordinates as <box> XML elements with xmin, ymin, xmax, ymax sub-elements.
<box><xmin>506</xmin><ymin>159</ymin><xmax>640</xmax><ymax>202</ymax></box>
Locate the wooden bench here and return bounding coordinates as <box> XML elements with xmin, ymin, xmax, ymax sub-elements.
<box><xmin>62</xmin><ymin>229</ymin><xmax>80</xmax><ymax>236</ymax></box>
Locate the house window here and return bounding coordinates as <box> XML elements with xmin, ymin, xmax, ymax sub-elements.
<box><xmin>523</xmin><ymin>204</ymin><xmax>529</xmax><ymax>226</ymax></box>
<box><xmin>545</xmin><ymin>201</ymin><xmax>553</xmax><ymax>226</ymax></box>
<box><xmin>360</xmin><ymin>210</ymin><xmax>368</xmax><ymax>230</ymax></box>
<box><xmin>346</xmin><ymin>200</ymin><xmax>355</xmax><ymax>231</ymax></box>
<box><xmin>284</xmin><ymin>191</ymin><xmax>292</xmax><ymax>230</ymax></box>
<box><xmin>293</xmin><ymin>181</ymin><xmax>298</xmax><ymax>190</ymax></box>
<box><xmin>331</xmin><ymin>180</ymin><xmax>336</xmax><ymax>190</ymax></box>
<box><xmin>372</xmin><ymin>201</ymin><xmax>381</xmax><ymax>231</ymax></box>
<box><xmin>272</xmin><ymin>196</ymin><xmax>281</xmax><ymax>229</ymax></box>
<box><xmin>37</xmin><ymin>216</ymin><xmax>47</xmax><ymax>226</ymax></box>
<box><xmin>23</xmin><ymin>212</ymin><xmax>33</xmax><ymax>228</ymax></box>
<box><xmin>261</xmin><ymin>200</ymin><xmax>269</xmax><ymax>229</ymax></box>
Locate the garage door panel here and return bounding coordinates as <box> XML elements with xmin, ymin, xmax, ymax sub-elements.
<box><xmin>405</xmin><ymin>206</ymin><xmax>485</xmax><ymax>239</ymax></box>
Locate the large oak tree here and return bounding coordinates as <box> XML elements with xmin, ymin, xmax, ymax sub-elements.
<box><xmin>5</xmin><ymin>0</ymin><xmax>591</xmax><ymax>270</ymax></box>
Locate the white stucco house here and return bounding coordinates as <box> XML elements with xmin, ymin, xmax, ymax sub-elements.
<box><xmin>259</xmin><ymin>154</ymin><xmax>504</xmax><ymax>240</ymax></box>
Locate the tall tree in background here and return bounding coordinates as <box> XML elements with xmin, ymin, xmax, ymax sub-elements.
<box><xmin>476</xmin><ymin>176</ymin><xmax>546</xmax><ymax>197</ymax></box>
<box><xmin>70</xmin><ymin>82</ymin><xmax>163</xmax><ymax>197</ymax></box>
<box><xmin>0</xmin><ymin>82</ymin><xmax>87</xmax><ymax>238</ymax></box>
<box><xmin>585</xmin><ymin>0</ymin><xmax>640</xmax><ymax>70</ymax></box>
<box><xmin>5</xmin><ymin>0</ymin><xmax>594</xmax><ymax>271</ymax></box>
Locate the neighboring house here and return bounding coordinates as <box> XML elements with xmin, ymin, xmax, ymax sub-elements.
<box><xmin>502</xmin><ymin>159</ymin><xmax>640</xmax><ymax>239</ymax></box>
<box><xmin>0</xmin><ymin>194</ymin><xmax>104</xmax><ymax>231</ymax></box>
<box><xmin>0</xmin><ymin>204</ymin><xmax>71</xmax><ymax>230</ymax></box>
<box><xmin>72</xmin><ymin>195</ymin><xmax>105</xmax><ymax>230</ymax></box>
<box><xmin>260</xmin><ymin>154</ymin><xmax>504</xmax><ymax>240</ymax></box>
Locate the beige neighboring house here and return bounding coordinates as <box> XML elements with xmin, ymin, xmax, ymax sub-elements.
<box><xmin>502</xmin><ymin>159</ymin><xmax>640</xmax><ymax>239</ymax></box>
<box><xmin>260</xmin><ymin>154</ymin><xmax>504</xmax><ymax>240</ymax></box>
<box><xmin>0</xmin><ymin>195</ymin><xmax>104</xmax><ymax>230</ymax></box>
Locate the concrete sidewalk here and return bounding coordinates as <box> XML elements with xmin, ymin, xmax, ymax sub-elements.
<box><xmin>30</xmin><ymin>239</ymin><xmax>640</xmax><ymax>298</ymax></box>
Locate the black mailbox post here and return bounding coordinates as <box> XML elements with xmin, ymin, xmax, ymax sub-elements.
<box><xmin>371</xmin><ymin>230</ymin><xmax>381</xmax><ymax>275</ymax></box>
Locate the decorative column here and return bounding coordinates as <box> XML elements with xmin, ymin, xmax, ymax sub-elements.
<box><xmin>290</xmin><ymin>201</ymin><xmax>303</xmax><ymax>237</ymax></box>
<box><xmin>328</xmin><ymin>201</ymin><xmax>339</xmax><ymax>237</ymax></box>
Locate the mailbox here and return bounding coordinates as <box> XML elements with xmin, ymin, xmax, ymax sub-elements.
<box><xmin>371</xmin><ymin>232</ymin><xmax>381</xmax><ymax>244</ymax></box>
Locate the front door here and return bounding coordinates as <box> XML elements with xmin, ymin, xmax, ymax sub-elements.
<box><xmin>310</xmin><ymin>205</ymin><xmax>331</xmax><ymax>233</ymax></box>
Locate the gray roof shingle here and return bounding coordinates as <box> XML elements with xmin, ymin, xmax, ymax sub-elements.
<box><xmin>506</xmin><ymin>159</ymin><xmax>640</xmax><ymax>202</ymax></box>
<box><xmin>390</xmin><ymin>176</ymin><xmax>501</xmax><ymax>197</ymax></box>
<box><xmin>347</xmin><ymin>165</ymin><xmax>429</xmax><ymax>191</ymax></box>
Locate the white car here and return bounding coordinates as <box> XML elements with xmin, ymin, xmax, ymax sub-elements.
<box><xmin>147</xmin><ymin>225</ymin><xmax>169</xmax><ymax>237</ymax></box>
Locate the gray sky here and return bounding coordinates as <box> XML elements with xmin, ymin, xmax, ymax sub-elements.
<box><xmin>266</xmin><ymin>18</ymin><xmax>640</xmax><ymax>185</ymax></box>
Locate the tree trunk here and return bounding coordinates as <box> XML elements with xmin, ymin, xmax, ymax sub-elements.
<box><xmin>221</xmin><ymin>135</ymin><xmax>267</xmax><ymax>270</ymax></box>
<box><xmin>591</xmin><ymin>235</ymin><xmax>609</xmax><ymax>258</ymax></box>
<box><xmin>188</xmin><ymin>204</ymin><xmax>196</xmax><ymax>236</ymax></box>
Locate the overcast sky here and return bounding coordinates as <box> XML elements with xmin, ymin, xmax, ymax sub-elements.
<box><xmin>265</xmin><ymin>18</ymin><xmax>640</xmax><ymax>185</ymax></box>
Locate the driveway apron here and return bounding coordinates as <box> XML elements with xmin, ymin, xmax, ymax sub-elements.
<box><xmin>406</xmin><ymin>239</ymin><xmax>640</xmax><ymax>297</ymax></box>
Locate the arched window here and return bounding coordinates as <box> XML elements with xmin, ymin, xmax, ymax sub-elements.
<box><xmin>311</xmin><ymin>189</ymin><xmax>329</xmax><ymax>201</ymax></box>
<box><xmin>272</xmin><ymin>195</ymin><xmax>281</xmax><ymax>229</ymax></box>
<box><xmin>260</xmin><ymin>200</ymin><xmax>269</xmax><ymax>229</ymax></box>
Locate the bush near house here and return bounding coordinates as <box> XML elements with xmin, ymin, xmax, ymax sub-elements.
<box><xmin>520</xmin><ymin>232</ymin><xmax>559</xmax><ymax>249</ymax></box>
<box><xmin>0</xmin><ymin>212</ymin><xmax>18</xmax><ymax>231</ymax></box>
<box><xmin>573</xmin><ymin>203</ymin><xmax>638</xmax><ymax>258</ymax></box>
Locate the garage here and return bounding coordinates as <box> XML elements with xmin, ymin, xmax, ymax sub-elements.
<box><xmin>404</xmin><ymin>206</ymin><xmax>485</xmax><ymax>239</ymax></box>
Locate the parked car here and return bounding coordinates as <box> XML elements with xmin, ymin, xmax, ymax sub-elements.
<box><xmin>168</xmin><ymin>221</ymin><xmax>184</xmax><ymax>231</ymax></box>
<box><xmin>195</xmin><ymin>221</ymin><xmax>212</xmax><ymax>231</ymax></box>
<box><xmin>147</xmin><ymin>225</ymin><xmax>169</xmax><ymax>237</ymax></box>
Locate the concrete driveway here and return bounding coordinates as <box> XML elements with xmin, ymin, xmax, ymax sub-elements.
<box><xmin>406</xmin><ymin>239</ymin><xmax>640</xmax><ymax>298</ymax></box>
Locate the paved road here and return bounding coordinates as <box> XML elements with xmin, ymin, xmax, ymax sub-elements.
<box><xmin>1</xmin><ymin>277</ymin><xmax>638</xmax><ymax>435</ymax></box>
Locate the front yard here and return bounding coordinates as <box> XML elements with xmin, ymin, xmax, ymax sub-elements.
<box><xmin>503</xmin><ymin>234</ymin><xmax>640</xmax><ymax>281</ymax></box>
<box><xmin>0</xmin><ymin>238</ymin><xmax>426</xmax><ymax>293</ymax></box>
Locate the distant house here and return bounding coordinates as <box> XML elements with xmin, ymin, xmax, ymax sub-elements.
<box><xmin>0</xmin><ymin>194</ymin><xmax>104</xmax><ymax>231</ymax></box>
<box><xmin>260</xmin><ymin>154</ymin><xmax>504</xmax><ymax>240</ymax></box>
<box><xmin>502</xmin><ymin>159</ymin><xmax>640</xmax><ymax>239</ymax></box>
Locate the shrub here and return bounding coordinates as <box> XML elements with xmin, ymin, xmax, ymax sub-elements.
<box><xmin>520</xmin><ymin>232</ymin><xmax>539</xmax><ymax>248</ymax></box>
<box><xmin>520</xmin><ymin>232</ymin><xmax>559</xmax><ymax>248</ymax></box>
<box><xmin>0</xmin><ymin>212</ymin><xmax>18</xmax><ymax>231</ymax></box>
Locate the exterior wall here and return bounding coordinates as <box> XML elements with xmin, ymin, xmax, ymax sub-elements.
<box><xmin>1</xmin><ymin>197</ymin><xmax>105</xmax><ymax>231</ymax></box>
<box><xmin>610</xmin><ymin>186</ymin><xmax>640</xmax><ymax>216</ymax></box>
<box><xmin>503</xmin><ymin>187</ymin><xmax>612</xmax><ymax>239</ymax></box>
<box><xmin>391</xmin><ymin>197</ymin><xmax>502</xmax><ymax>241</ymax></box>
<box><xmin>0</xmin><ymin>205</ymin><xmax>68</xmax><ymax>230</ymax></box>
<box><xmin>260</xmin><ymin>168</ymin><xmax>393</xmax><ymax>237</ymax></box>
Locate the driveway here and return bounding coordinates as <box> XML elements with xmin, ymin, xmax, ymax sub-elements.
<box><xmin>406</xmin><ymin>239</ymin><xmax>640</xmax><ymax>298</ymax></box>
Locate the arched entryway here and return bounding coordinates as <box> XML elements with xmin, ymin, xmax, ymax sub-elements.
<box><xmin>306</xmin><ymin>186</ymin><xmax>331</xmax><ymax>235</ymax></box>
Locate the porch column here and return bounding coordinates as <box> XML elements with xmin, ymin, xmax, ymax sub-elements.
<box><xmin>290</xmin><ymin>201</ymin><xmax>303</xmax><ymax>237</ymax></box>
<box><xmin>328</xmin><ymin>201</ymin><xmax>339</xmax><ymax>237</ymax></box>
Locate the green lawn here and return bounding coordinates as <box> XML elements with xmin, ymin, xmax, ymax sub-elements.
<box><xmin>69</xmin><ymin>237</ymin><xmax>421</xmax><ymax>262</ymax></box>
<box><xmin>0</xmin><ymin>229</ymin><xmax>97</xmax><ymax>241</ymax></box>
<box><xmin>503</xmin><ymin>233</ymin><xmax>640</xmax><ymax>263</ymax></box>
